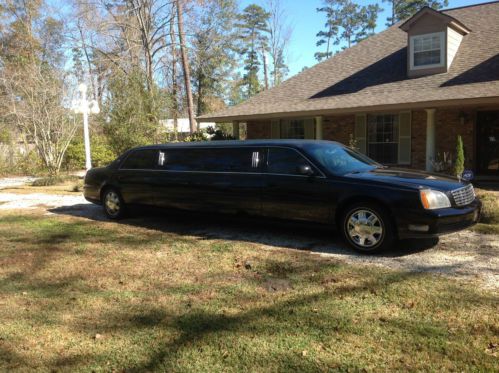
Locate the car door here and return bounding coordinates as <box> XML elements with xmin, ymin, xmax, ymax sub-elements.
<box><xmin>155</xmin><ymin>146</ymin><xmax>264</xmax><ymax>215</ymax></box>
<box><xmin>153</xmin><ymin>148</ymin><xmax>207</xmax><ymax>211</ymax></box>
<box><xmin>198</xmin><ymin>147</ymin><xmax>265</xmax><ymax>215</ymax></box>
<box><xmin>261</xmin><ymin>147</ymin><xmax>332</xmax><ymax>223</ymax></box>
<box><xmin>117</xmin><ymin>149</ymin><xmax>159</xmax><ymax>205</ymax></box>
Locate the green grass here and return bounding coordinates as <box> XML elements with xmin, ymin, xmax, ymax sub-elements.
<box><xmin>0</xmin><ymin>212</ymin><xmax>497</xmax><ymax>372</ymax></box>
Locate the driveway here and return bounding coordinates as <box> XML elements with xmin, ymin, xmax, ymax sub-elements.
<box><xmin>0</xmin><ymin>188</ymin><xmax>497</xmax><ymax>290</ymax></box>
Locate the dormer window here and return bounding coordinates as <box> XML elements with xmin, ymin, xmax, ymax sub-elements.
<box><xmin>400</xmin><ymin>6</ymin><xmax>470</xmax><ymax>77</ymax></box>
<box><xmin>411</xmin><ymin>32</ymin><xmax>444</xmax><ymax>69</ymax></box>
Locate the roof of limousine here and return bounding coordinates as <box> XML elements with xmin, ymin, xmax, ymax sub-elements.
<box><xmin>135</xmin><ymin>139</ymin><xmax>343</xmax><ymax>150</ymax></box>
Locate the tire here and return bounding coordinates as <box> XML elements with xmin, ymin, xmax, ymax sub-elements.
<box><xmin>102</xmin><ymin>188</ymin><xmax>127</xmax><ymax>220</ymax></box>
<box><xmin>341</xmin><ymin>202</ymin><xmax>395</xmax><ymax>253</ymax></box>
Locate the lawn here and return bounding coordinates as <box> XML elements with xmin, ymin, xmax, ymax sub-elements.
<box><xmin>473</xmin><ymin>189</ymin><xmax>499</xmax><ymax>234</ymax></box>
<box><xmin>0</xmin><ymin>210</ymin><xmax>497</xmax><ymax>372</ymax></box>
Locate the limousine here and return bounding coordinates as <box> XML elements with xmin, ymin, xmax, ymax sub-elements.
<box><xmin>84</xmin><ymin>140</ymin><xmax>481</xmax><ymax>253</ymax></box>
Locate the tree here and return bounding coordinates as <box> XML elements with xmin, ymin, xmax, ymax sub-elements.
<box><xmin>190</xmin><ymin>0</ymin><xmax>239</xmax><ymax>116</ymax></box>
<box><xmin>383</xmin><ymin>0</ymin><xmax>449</xmax><ymax>26</ymax></box>
<box><xmin>266</xmin><ymin>0</ymin><xmax>291</xmax><ymax>87</ymax></box>
<box><xmin>176</xmin><ymin>0</ymin><xmax>197</xmax><ymax>133</ymax></box>
<box><xmin>236</xmin><ymin>4</ymin><xmax>270</xmax><ymax>98</ymax></box>
<box><xmin>103</xmin><ymin>68</ymin><xmax>164</xmax><ymax>155</ymax></box>
<box><xmin>454</xmin><ymin>135</ymin><xmax>464</xmax><ymax>178</ymax></box>
<box><xmin>0</xmin><ymin>0</ymin><xmax>77</xmax><ymax>175</ymax></box>
<box><xmin>316</xmin><ymin>0</ymin><xmax>381</xmax><ymax>61</ymax></box>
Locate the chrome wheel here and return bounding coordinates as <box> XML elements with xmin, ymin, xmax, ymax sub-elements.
<box><xmin>104</xmin><ymin>191</ymin><xmax>121</xmax><ymax>217</ymax></box>
<box><xmin>347</xmin><ymin>209</ymin><xmax>383</xmax><ymax>248</ymax></box>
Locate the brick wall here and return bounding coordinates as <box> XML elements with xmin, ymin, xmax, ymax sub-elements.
<box><xmin>435</xmin><ymin>108</ymin><xmax>475</xmax><ymax>169</ymax></box>
<box><xmin>246</xmin><ymin>120</ymin><xmax>271</xmax><ymax>139</ymax></box>
<box><xmin>323</xmin><ymin>115</ymin><xmax>355</xmax><ymax>145</ymax></box>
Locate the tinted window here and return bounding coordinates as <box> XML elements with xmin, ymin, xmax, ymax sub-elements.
<box><xmin>267</xmin><ymin>148</ymin><xmax>312</xmax><ymax>175</ymax></box>
<box><xmin>121</xmin><ymin>149</ymin><xmax>158</xmax><ymax>170</ymax></box>
<box><xmin>161</xmin><ymin>148</ymin><xmax>261</xmax><ymax>172</ymax></box>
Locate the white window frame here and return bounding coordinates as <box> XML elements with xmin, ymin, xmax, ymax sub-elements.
<box><xmin>409</xmin><ymin>31</ymin><xmax>445</xmax><ymax>70</ymax></box>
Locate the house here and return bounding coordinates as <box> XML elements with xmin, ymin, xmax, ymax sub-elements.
<box><xmin>161</xmin><ymin>119</ymin><xmax>215</xmax><ymax>135</ymax></box>
<box><xmin>198</xmin><ymin>2</ymin><xmax>499</xmax><ymax>176</ymax></box>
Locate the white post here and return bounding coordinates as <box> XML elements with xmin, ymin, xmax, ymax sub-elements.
<box><xmin>74</xmin><ymin>82</ymin><xmax>99</xmax><ymax>172</ymax></box>
<box><xmin>425</xmin><ymin>108</ymin><xmax>436</xmax><ymax>172</ymax></box>
<box><xmin>83</xmin><ymin>110</ymin><xmax>91</xmax><ymax>170</ymax></box>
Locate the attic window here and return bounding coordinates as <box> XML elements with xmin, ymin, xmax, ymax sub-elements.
<box><xmin>410</xmin><ymin>32</ymin><xmax>445</xmax><ymax>70</ymax></box>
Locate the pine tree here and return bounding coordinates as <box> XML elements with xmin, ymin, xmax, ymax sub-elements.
<box><xmin>454</xmin><ymin>135</ymin><xmax>465</xmax><ymax>178</ymax></box>
<box><xmin>383</xmin><ymin>0</ymin><xmax>449</xmax><ymax>26</ymax></box>
<box><xmin>236</xmin><ymin>4</ymin><xmax>270</xmax><ymax>98</ymax></box>
<box><xmin>315</xmin><ymin>0</ymin><xmax>381</xmax><ymax>61</ymax></box>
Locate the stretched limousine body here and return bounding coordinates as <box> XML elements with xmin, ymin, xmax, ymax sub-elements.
<box><xmin>84</xmin><ymin>140</ymin><xmax>481</xmax><ymax>253</ymax></box>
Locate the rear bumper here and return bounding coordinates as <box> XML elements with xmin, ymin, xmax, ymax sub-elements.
<box><xmin>395</xmin><ymin>199</ymin><xmax>481</xmax><ymax>239</ymax></box>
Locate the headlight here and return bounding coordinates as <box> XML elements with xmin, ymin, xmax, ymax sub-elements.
<box><xmin>420</xmin><ymin>189</ymin><xmax>451</xmax><ymax>209</ymax></box>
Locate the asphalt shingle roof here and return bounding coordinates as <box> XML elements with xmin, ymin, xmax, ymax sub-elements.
<box><xmin>199</xmin><ymin>1</ymin><xmax>499</xmax><ymax>121</ymax></box>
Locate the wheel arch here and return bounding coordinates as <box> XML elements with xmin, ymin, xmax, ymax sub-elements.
<box><xmin>99</xmin><ymin>183</ymin><xmax>122</xmax><ymax>202</ymax></box>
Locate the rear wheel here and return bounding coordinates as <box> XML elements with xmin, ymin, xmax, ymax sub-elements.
<box><xmin>102</xmin><ymin>188</ymin><xmax>126</xmax><ymax>220</ymax></box>
<box><xmin>341</xmin><ymin>202</ymin><xmax>395</xmax><ymax>253</ymax></box>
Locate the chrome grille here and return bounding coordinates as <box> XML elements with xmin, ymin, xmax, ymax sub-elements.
<box><xmin>451</xmin><ymin>184</ymin><xmax>475</xmax><ymax>206</ymax></box>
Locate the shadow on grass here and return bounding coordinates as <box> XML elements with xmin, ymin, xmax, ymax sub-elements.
<box><xmin>49</xmin><ymin>204</ymin><xmax>440</xmax><ymax>258</ymax></box>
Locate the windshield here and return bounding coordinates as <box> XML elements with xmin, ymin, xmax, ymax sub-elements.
<box><xmin>307</xmin><ymin>143</ymin><xmax>380</xmax><ymax>175</ymax></box>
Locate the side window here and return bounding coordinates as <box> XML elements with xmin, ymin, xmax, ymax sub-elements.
<box><xmin>267</xmin><ymin>148</ymin><xmax>314</xmax><ymax>175</ymax></box>
<box><xmin>161</xmin><ymin>149</ymin><xmax>205</xmax><ymax>171</ymax></box>
<box><xmin>203</xmin><ymin>148</ymin><xmax>260</xmax><ymax>172</ymax></box>
<box><xmin>160</xmin><ymin>148</ymin><xmax>262</xmax><ymax>173</ymax></box>
<box><xmin>121</xmin><ymin>149</ymin><xmax>158</xmax><ymax>170</ymax></box>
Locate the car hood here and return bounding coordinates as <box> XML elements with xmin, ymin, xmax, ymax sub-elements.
<box><xmin>345</xmin><ymin>167</ymin><xmax>466</xmax><ymax>192</ymax></box>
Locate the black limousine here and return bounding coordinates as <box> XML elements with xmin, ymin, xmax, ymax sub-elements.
<box><xmin>84</xmin><ymin>140</ymin><xmax>481</xmax><ymax>253</ymax></box>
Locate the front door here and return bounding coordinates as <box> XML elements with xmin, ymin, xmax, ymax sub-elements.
<box><xmin>477</xmin><ymin>111</ymin><xmax>499</xmax><ymax>175</ymax></box>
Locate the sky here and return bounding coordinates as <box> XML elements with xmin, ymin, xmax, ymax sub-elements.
<box><xmin>239</xmin><ymin>0</ymin><xmax>493</xmax><ymax>76</ymax></box>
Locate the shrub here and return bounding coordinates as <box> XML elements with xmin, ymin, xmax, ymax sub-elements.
<box><xmin>64</xmin><ymin>135</ymin><xmax>116</xmax><ymax>170</ymax></box>
<box><xmin>32</xmin><ymin>174</ymin><xmax>79</xmax><ymax>187</ymax></box>
<box><xmin>454</xmin><ymin>135</ymin><xmax>465</xmax><ymax>178</ymax></box>
<box><xmin>32</xmin><ymin>176</ymin><xmax>65</xmax><ymax>186</ymax></box>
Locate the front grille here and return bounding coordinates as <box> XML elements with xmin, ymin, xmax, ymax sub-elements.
<box><xmin>451</xmin><ymin>184</ymin><xmax>475</xmax><ymax>206</ymax></box>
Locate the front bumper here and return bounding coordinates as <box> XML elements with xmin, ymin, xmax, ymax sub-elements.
<box><xmin>83</xmin><ymin>184</ymin><xmax>101</xmax><ymax>205</ymax></box>
<box><xmin>395</xmin><ymin>199</ymin><xmax>481</xmax><ymax>239</ymax></box>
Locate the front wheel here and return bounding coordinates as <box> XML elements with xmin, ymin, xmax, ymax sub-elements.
<box><xmin>341</xmin><ymin>203</ymin><xmax>395</xmax><ymax>253</ymax></box>
<box><xmin>102</xmin><ymin>188</ymin><xmax>127</xmax><ymax>220</ymax></box>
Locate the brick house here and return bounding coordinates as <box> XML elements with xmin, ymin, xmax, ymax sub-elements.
<box><xmin>198</xmin><ymin>2</ymin><xmax>499</xmax><ymax>176</ymax></box>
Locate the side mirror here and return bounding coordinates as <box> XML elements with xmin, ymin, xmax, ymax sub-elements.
<box><xmin>298</xmin><ymin>164</ymin><xmax>314</xmax><ymax>176</ymax></box>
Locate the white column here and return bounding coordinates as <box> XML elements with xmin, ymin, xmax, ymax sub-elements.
<box><xmin>425</xmin><ymin>108</ymin><xmax>436</xmax><ymax>172</ymax></box>
<box><xmin>232</xmin><ymin>121</ymin><xmax>240</xmax><ymax>140</ymax></box>
<box><xmin>315</xmin><ymin>116</ymin><xmax>323</xmax><ymax>140</ymax></box>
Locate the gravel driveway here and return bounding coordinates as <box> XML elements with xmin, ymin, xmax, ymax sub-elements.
<box><xmin>0</xmin><ymin>187</ymin><xmax>497</xmax><ymax>290</ymax></box>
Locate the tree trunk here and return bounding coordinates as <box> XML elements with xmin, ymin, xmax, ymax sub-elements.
<box><xmin>176</xmin><ymin>0</ymin><xmax>197</xmax><ymax>133</ymax></box>
<box><xmin>262</xmin><ymin>47</ymin><xmax>269</xmax><ymax>90</ymax></box>
<box><xmin>169</xmin><ymin>5</ymin><xmax>179</xmax><ymax>140</ymax></box>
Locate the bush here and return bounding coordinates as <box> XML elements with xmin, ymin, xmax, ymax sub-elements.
<box><xmin>32</xmin><ymin>176</ymin><xmax>65</xmax><ymax>186</ymax></box>
<box><xmin>64</xmin><ymin>135</ymin><xmax>116</xmax><ymax>170</ymax></box>
<box><xmin>476</xmin><ymin>190</ymin><xmax>499</xmax><ymax>225</ymax></box>
<box><xmin>32</xmin><ymin>174</ymin><xmax>79</xmax><ymax>187</ymax></box>
<box><xmin>454</xmin><ymin>135</ymin><xmax>465</xmax><ymax>178</ymax></box>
